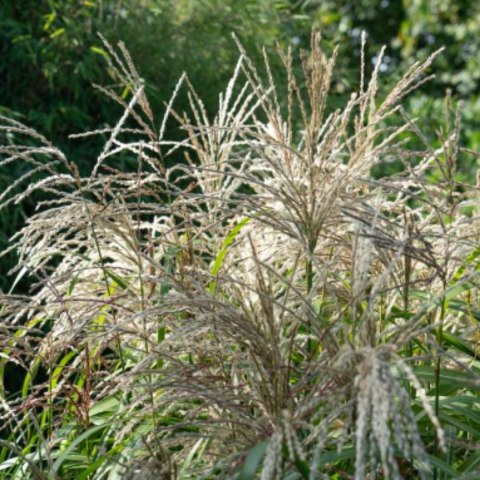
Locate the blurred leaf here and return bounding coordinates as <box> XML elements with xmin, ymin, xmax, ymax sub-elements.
<box><xmin>90</xmin><ymin>46</ymin><xmax>108</xmax><ymax>58</ymax></box>
<box><xmin>441</xmin><ymin>331</ymin><xmax>479</xmax><ymax>358</ymax></box>
<box><xmin>43</xmin><ymin>12</ymin><xmax>57</xmax><ymax>31</ymax></box>
<box><xmin>237</xmin><ymin>441</ymin><xmax>269</xmax><ymax>480</ymax></box>
<box><xmin>50</xmin><ymin>27</ymin><xmax>65</xmax><ymax>39</ymax></box>
<box><xmin>413</xmin><ymin>365</ymin><xmax>480</xmax><ymax>394</ymax></box>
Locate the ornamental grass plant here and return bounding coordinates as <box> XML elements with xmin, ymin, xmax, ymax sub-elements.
<box><xmin>0</xmin><ymin>32</ymin><xmax>479</xmax><ymax>479</ymax></box>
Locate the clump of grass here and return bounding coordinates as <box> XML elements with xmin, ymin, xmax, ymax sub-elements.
<box><xmin>0</xmin><ymin>31</ymin><xmax>479</xmax><ymax>480</ymax></box>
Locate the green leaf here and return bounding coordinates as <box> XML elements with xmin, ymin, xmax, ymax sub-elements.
<box><xmin>89</xmin><ymin>395</ymin><xmax>120</xmax><ymax>418</ymax></box>
<box><xmin>458</xmin><ymin>452</ymin><xmax>480</xmax><ymax>473</ymax></box>
<box><xmin>209</xmin><ymin>216</ymin><xmax>250</xmax><ymax>294</ymax></box>
<box><xmin>67</xmin><ymin>273</ymin><xmax>81</xmax><ymax>296</ymax></box>
<box><xmin>317</xmin><ymin>447</ymin><xmax>355</xmax><ymax>465</ymax></box>
<box><xmin>237</xmin><ymin>440</ymin><xmax>268</xmax><ymax>480</ymax></box>
<box><xmin>75</xmin><ymin>456</ymin><xmax>108</xmax><ymax>480</ymax></box>
<box><xmin>451</xmin><ymin>245</ymin><xmax>480</xmax><ymax>283</ymax></box>
<box><xmin>439</xmin><ymin>396</ymin><xmax>480</xmax><ymax>424</ymax></box>
<box><xmin>50</xmin><ymin>350</ymin><xmax>77</xmax><ymax>391</ymax></box>
<box><xmin>448</xmin><ymin>301</ymin><xmax>480</xmax><ymax>322</ymax></box>
<box><xmin>413</xmin><ymin>366</ymin><xmax>480</xmax><ymax>394</ymax></box>
<box><xmin>51</xmin><ymin>424</ymin><xmax>107</xmax><ymax>475</ymax></box>
<box><xmin>438</xmin><ymin>412</ymin><xmax>480</xmax><ymax>438</ymax></box>
<box><xmin>178</xmin><ymin>438</ymin><xmax>210</xmax><ymax>477</ymax></box>
<box><xmin>104</xmin><ymin>269</ymin><xmax>129</xmax><ymax>290</ymax></box>
<box><xmin>445</xmin><ymin>281</ymin><xmax>477</xmax><ymax>303</ymax></box>
<box><xmin>441</xmin><ymin>331</ymin><xmax>478</xmax><ymax>358</ymax></box>
<box><xmin>425</xmin><ymin>453</ymin><xmax>460</xmax><ymax>477</ymax></box>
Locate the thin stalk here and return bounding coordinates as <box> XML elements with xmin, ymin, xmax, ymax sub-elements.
<box><xmin>306</xmin><ymin>236</ymin><xmax>315</xmax><ymax>355</ymax></box>
<box><xmin>403</xmin><ymin>213</ymin><xmax>414</xmax><ymax>479</ymax></box>
<box><xmin>135</xmin><ymin>150</ymin><xmax>158</xmax><ymax>432</ymax></box>
<box><xmin>48</xmin><ymin>364</ymin><xmax>53</xmax><ymax>441</ymax></box>
<box><xmin>85</xmin><ymin>343</ymin><xmax>92</xmax><ymax>468</ymax></box>
<box><xmin>433</xmin><ymin>296</ymin><xmax>446</xmax><ymax>480</ymax></box>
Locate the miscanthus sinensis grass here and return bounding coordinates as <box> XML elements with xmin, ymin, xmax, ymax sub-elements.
<box><xmin>0</xmin><ymin>31</ymin><xmax>479</xmax><ymax>479</ymax></box>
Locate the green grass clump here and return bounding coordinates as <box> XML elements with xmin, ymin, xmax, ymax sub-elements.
<box><xmin>0</xmin><ymin>32</ymin><xmax>479</xmax><ymax>479</ymax></box>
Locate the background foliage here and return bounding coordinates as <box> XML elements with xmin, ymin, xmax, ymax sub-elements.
<box><xmin>1</xmin><ymin>0</ymin><xmax>479</xmax><ymax>292</ymax></box>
